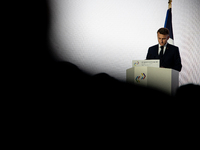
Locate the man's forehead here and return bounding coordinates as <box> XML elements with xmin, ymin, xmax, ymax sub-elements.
<box><xmin>157</xmin><ymin>33</ymin><xmax>168</xmax><ymax>38</ymax></box>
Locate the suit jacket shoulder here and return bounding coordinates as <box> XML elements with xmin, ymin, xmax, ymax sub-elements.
<box><xmin>146</xmin><ymin>44</ymin><xmax>159</xmax><ymax>59</ymax></box>
<box><xmin>167</xmin><ymin>43</ymin><xmax>179</xmax><ymax>50</ymax></box>
<box><xmin>149</xmin><ymin>44</ymin><xmax>158</xmax><ymax>50</ymax></box>
<box><xmin>163</xmin><ymin>43</ymin><xmax>182</xmax><ymax>72</ymax></box>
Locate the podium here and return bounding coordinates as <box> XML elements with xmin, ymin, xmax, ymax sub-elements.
<box><xmin>126</xmin><ymin>60</ymin><xmax>179</xmax><ymax>95</ymax></box>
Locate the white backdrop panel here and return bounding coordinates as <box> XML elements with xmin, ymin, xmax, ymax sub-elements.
<box><xmin>49</xmin><ymin>0</ymin><xmax>200</xmax><ymax>85</ymax></box>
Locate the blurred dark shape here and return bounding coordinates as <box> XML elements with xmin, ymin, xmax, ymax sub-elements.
<box><xmin>7</xmin><ymin>1</ymin><xmax>200</xmax><ymax>147</ymax></box>
<box><xmin>175</xmin><ymin>84</ymin><xmax>200</xmax><ymax>99</ymax></box>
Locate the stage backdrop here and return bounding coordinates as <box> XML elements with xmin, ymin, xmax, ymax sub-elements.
<box><xmin>49</xmin><ymin>0</ymin><xmax>200</xmax><ymax>85</ymax></box>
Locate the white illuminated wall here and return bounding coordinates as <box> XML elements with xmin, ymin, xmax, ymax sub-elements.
<box><xmin>49</xmin><ymin>0</ymin><xmax>200</xmax><ymax>85</ymax></box>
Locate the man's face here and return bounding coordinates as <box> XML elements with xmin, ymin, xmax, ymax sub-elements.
<box><xmin>157</xmin><ymin>32</ymin><xmax>169</xmax><ymax>46</ymax></box>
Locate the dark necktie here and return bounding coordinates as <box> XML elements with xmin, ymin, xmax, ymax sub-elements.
<box><xmin>160</xmin><ymin>46</ymin><xmax>164</xmax><ymax>58</ymax></box>
<box><xmin>159</xmin><ymin>46</ymin><xmax>164</xmax><ymax>67</ymax></box>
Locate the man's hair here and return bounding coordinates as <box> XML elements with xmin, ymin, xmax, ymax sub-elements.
<box><xmin>157</xmin><ymin>28</ymin><xmax>169</xmax><ymax>35</ymax></box>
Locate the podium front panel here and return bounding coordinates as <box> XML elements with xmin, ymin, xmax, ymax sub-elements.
<box><xmin>126</xmin><ymin>66</ymin><xmax>179</xmax><ymax>95</ymax></box>
<box><xmin>147</xmin><ymin>67</ymin><xmax>172</xmax><ymax>94</ymax></box>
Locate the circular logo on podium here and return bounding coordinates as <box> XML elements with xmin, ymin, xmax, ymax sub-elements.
<box><xmin>133</xmin><ymin>61</ymin><xmax>139</xmax><ymax>66</ymax></box>
<box><xmin>135</xmin><ymin>73</ymin><xmax>146</xmax><ymax>83</ymax></box>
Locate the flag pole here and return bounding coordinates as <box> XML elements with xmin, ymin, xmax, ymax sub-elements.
<box><xmin>168</xmin><ymin>0</ymin><xmax>172</xmax><ymax>9</ymax></box>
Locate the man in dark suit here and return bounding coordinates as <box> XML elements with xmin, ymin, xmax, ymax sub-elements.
<box><xmin>146</xmin><ymin>28</ymin><xmax>182</xmax><ymax>72</ymax></box>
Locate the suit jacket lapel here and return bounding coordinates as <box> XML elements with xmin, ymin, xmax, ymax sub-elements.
<box><xmin>155</xmin><ymin>44</ymin><xmax>159</xmax><ymax>58</ymax></box>
<box><xmin>162</xmin><ymin>43</ymin><xmax>170</xmax><ymax>60</ymax></box>
<box><xmin>157</xmin><ymin>44</ymin><xmax>159</xmax><ymax>55</ymax></box>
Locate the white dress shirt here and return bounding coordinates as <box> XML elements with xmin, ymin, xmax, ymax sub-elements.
<box><xmin>158</xmin><ymin>43</ymin><xmax>168</xmax><ymax>55</ymax></box>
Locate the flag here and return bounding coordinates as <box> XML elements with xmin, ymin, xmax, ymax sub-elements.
<box><xmin>164</xmin><ymin>2</ymin><xmax>174</xmax><ymax>45</ymax></box>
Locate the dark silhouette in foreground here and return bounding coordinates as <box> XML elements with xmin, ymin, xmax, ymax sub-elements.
<box><xmin>6</xmin><ymin>1</ymin><xmax>200</xmax><ymax>147</ymax></box>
